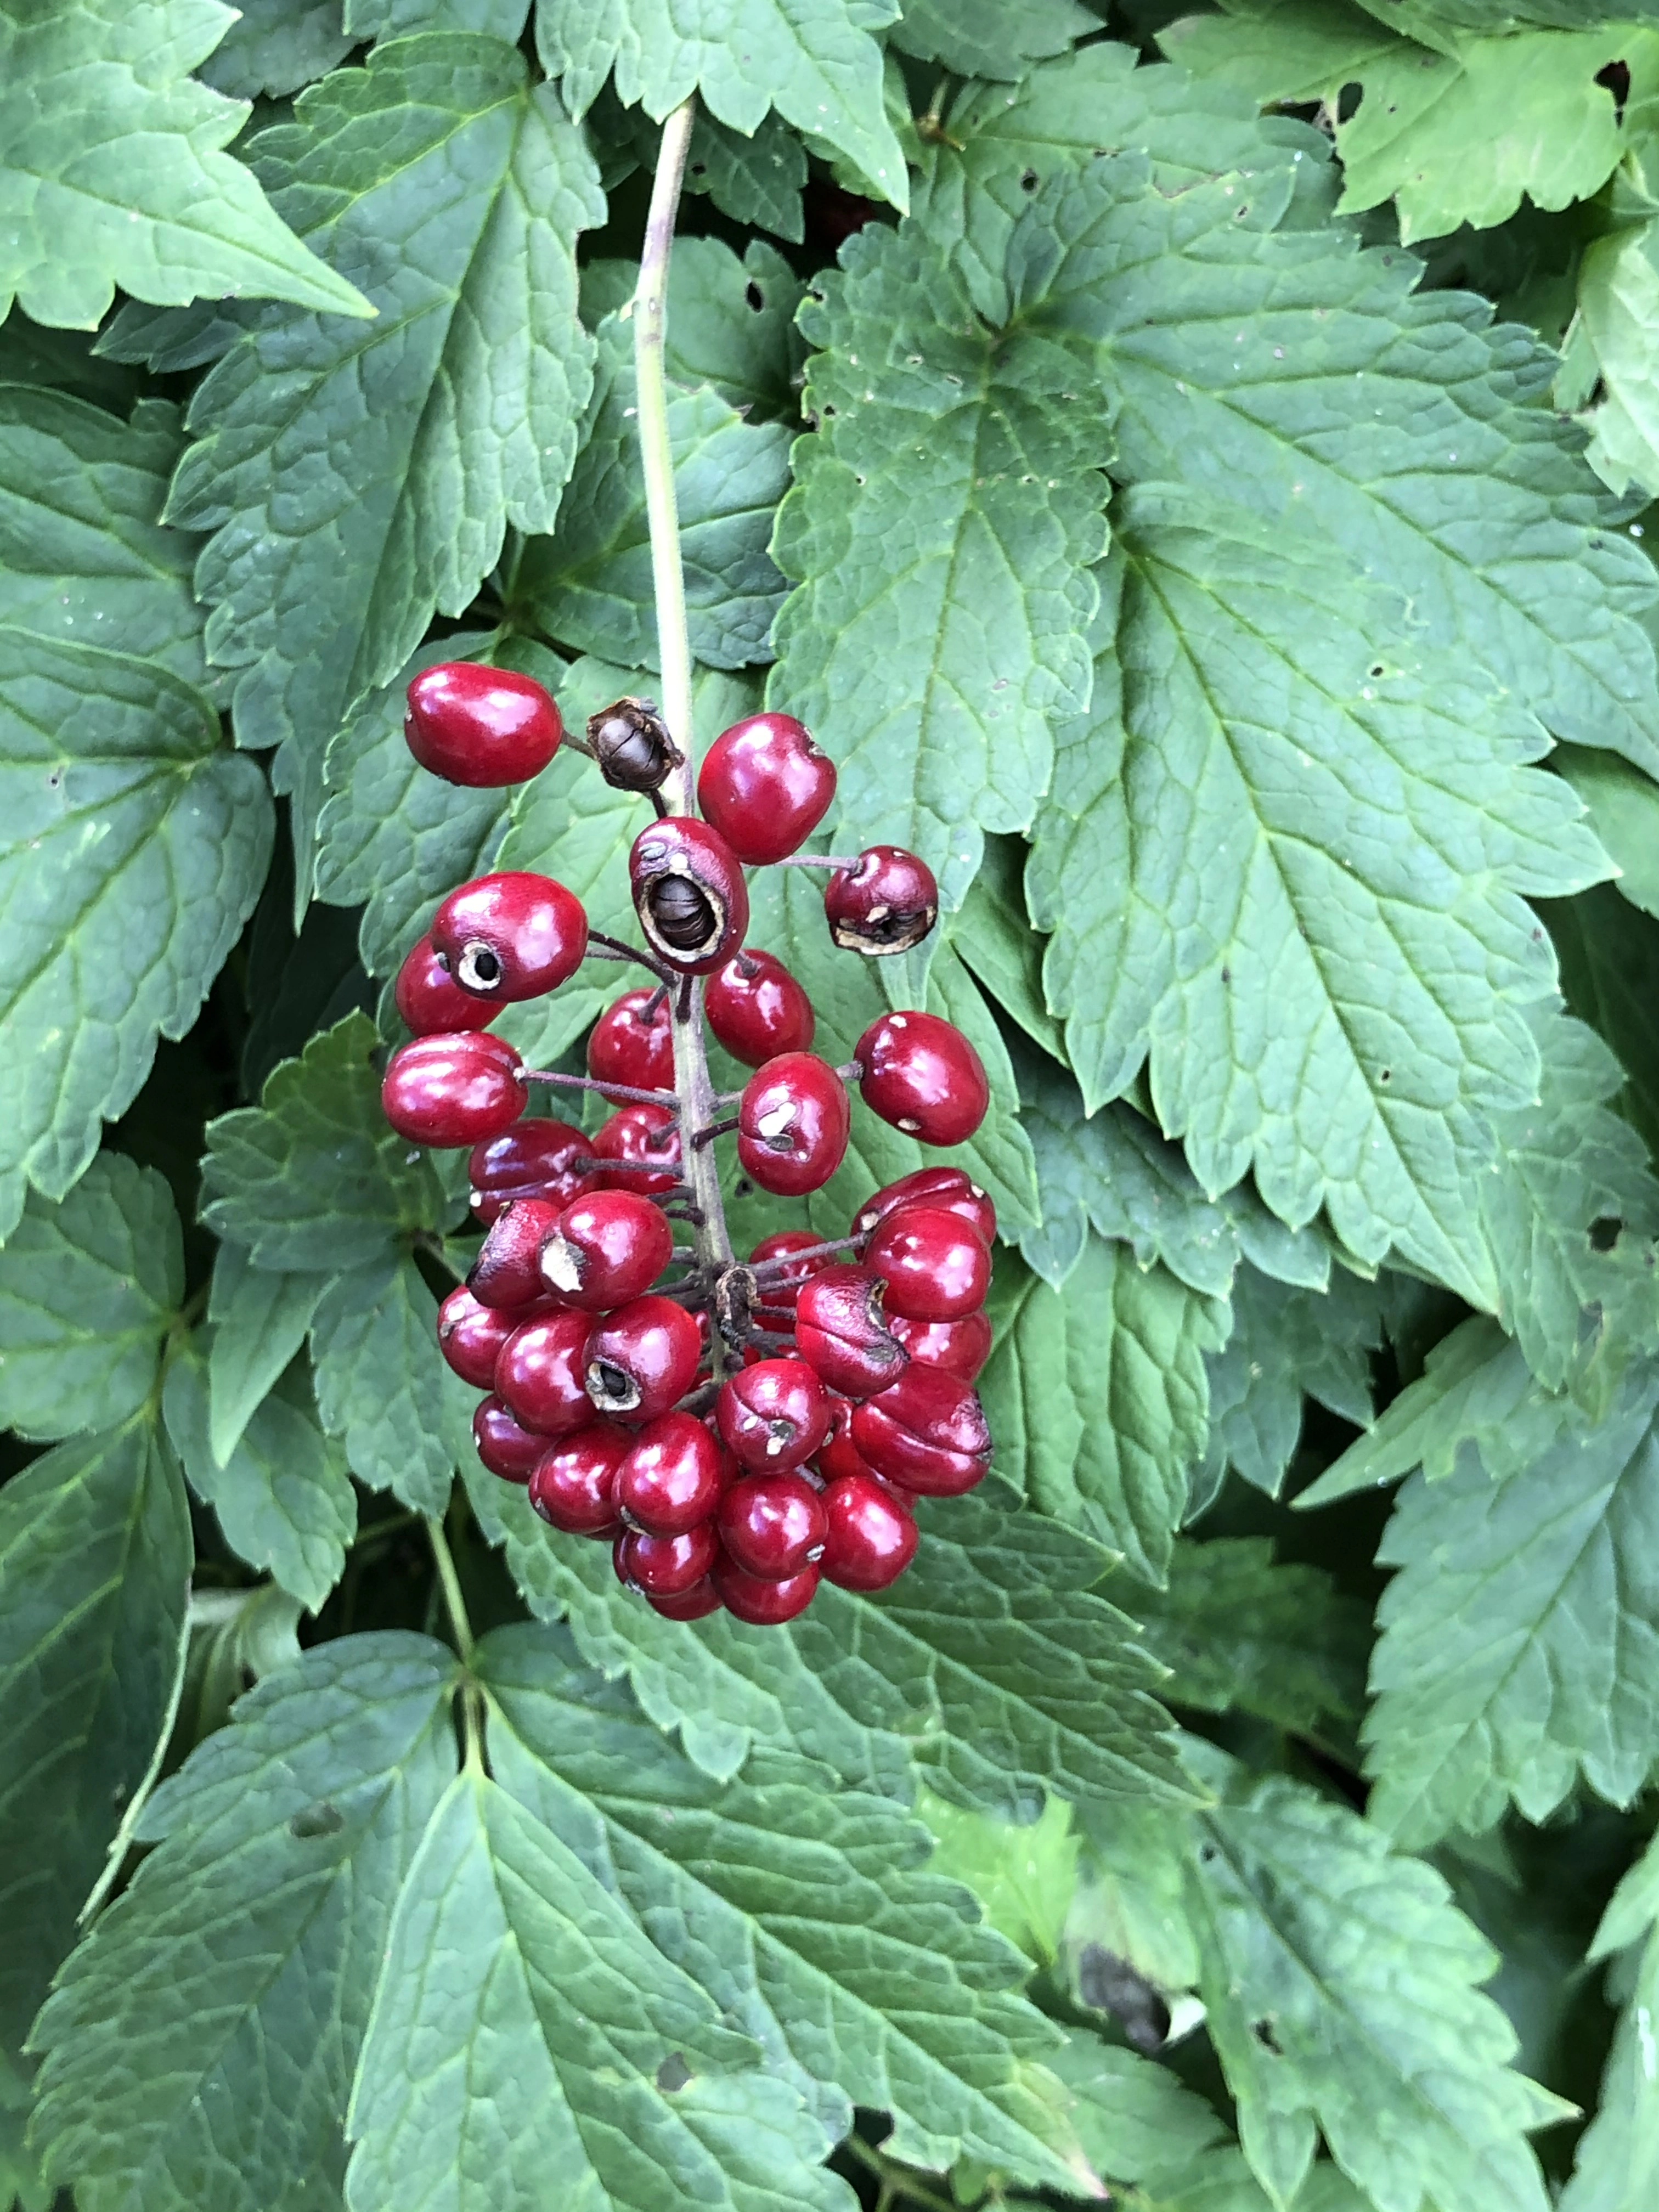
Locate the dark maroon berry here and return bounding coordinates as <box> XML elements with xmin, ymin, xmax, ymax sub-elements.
<box><xmin>382</xmin><ymin>1032</ymin><xmax>527</xmax><ymax>1148</ymax></box>
<box><xmin>736</xmin><ymin>1052</ymin><xmax>850</xmax><ymax>1198</ymax></box>
<box><xmin>469</xmin><ymin>1118</ymin><xmax>592</xmax><ymax>1225</ymax></box>
<box><xmin>431</xmin><ymin>871</ymin><xmax>588</xmax><ymax>1002</ymax></box>
<box><xmin>616</xmin><ymin>1410</ymin><xmax>727</xmax><ymax>1537</ymax></box>
<box><xmin>586</xmin><ymin>695</ymin><xmax>681</xmax><ymax>792</ymax></box>
<box><xmin>820</xmin><ymin>1474</ymin><xmax>917</xmax><ymax>1591</ymax></box>
<box><xmin>405</xmin><ymin>661</ymin><xmax>563</xmax><ymax>787</ymax></box>
<box><xmin>540</xmin><ymin>1190</ymin><xmax>673</xmax><ymax>1311</ymax></box>
<box><xmin>696</xmin><ymin>712</ymin><xmax>836</xmax><ymax>865</ymax></box>
<box><xmin>592</xmin><ymin>1102</ymin><xmax>682</xmax><ymax>1196</ymax></box>
<box><xmin>616</xmin><ymin>1521</ymin><xmax>720</xmax><ymax>1596</ymax></box>
<box><xmin>704</xmin><ymin>950</ymin><xmax>815</xmax><ymax>1067</ymax></box>
<box><xmin>629</xmin><ymin>819</ymin><xmax>749</xmax><ymax>974</ymax></box>
<box><xmin>717</xmin><ymin>1471</ymin><xmax>827</xmax><ymax>1579</ymax></box>
<box><xmin>588</xmin><ymin>986</ymin><xmax>674</xmax><ymax>1095</ymax></box>
<box><xmin>715</xmin><ymin>1359</ymin><xmax>831</xmax><ymax>1471</ymax></box>
<box><xmin>647</xmin><ymin>1574</ymin><xmax>721</xmax><ymax>1620</ymax></box>
<box><xmin>529</xmin><ymin>1422</ymin><xmax>629</xmax><ymax>1534</ymax></box>
<box><xmin>793</xmin><ymin>1265</ymin><xmax>908</xmax><ymax>1398</ymax></box>
<box><xmin>469</xmin><ymin>1197</ymin><xmax>565</xmax><ymax>1310</ymax></box>
<box><xmin>495</xmin><ymin>1309</ymin><xmax>594</xmax><ymax>1436</ymax></box>
<box><xmin>864</xmin><ymin>1205</ymin><xmax>991</xmax><ymax>1322</ymax></box>
<box><xmin>438</xmin><ymin>1285</ymin><xmax>539</xmax><ymax>1390</ymax></box>
<box><xmin>395</xmin><ymin>932</ymin><xmax>495</xmax><ymax>1036</ymax></box>
<box><xmin>812</xmin><ymin>1394</ymin><xmax>879</xmax><ymax>1486</ymax></box>
<box><xmin>851</xmin><ymin>1167</ymin><xmax>996</xmax><ymax>1249</ymax></box>
<box><xmin>825</xmin><ymin>847</ymin><xmax>938</xmax><ymax>956</ymax></box>
<box><xmin>853</xmin><ymin>1368</ymin><xmax>992</xmax><ymax>1497</ymax></box>
<box><xmin>854</xmin><ymin>1012</ymin><xmax>989</xmax><ymax>1146</ymax></box>
<box><xmin>891</xmin><ymin>1310</ymin><xmax>993</xmax><ymax>1384</ymax></box>
<box><xmin>714</xmin><ymin>1557</ymin><xmax>820</xmax><ymax>1624</ymax></box>
<box><xmin>584</xmin><ymin>1297</ymin><xmax>703</xmax><ymax>1422</ymax></box>
<box><xmin>473</xmin><ymin>1395</ymin><xmax>548</xmax><ymax>1482</ymax></box>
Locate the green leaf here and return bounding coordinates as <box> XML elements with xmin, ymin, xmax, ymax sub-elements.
<box><xmin>176</xmin><ymin>1582</ymin><xmax>305</xmax><ymax>1748</ymax></box>
<box><xmin>913</xmin><ymin>1787</ymin><xmax>1080</xmax><ymax>1963</ymax></box>
<box><xmin>346</xmin><ymin>1766</ymin><xmax>852</xmax><ymax>2212</ymax></box>
<box><xmin>197</xmin><ymin>0</ymin><xmax>354</xmax><ymax>98</ymax></box>
<box><xmin>0</xmin><ymin>631</ymin><xmax>273</xmax><ymax>1239</ymax></box>
<box><xmin>311</xmin><ymin>1254</ymin><xmax>475</xmax><ymax>1514</ymax></box>
<box><xmin>0</xmin><ymin>1155</ymin><xmax>181</xmax><ymax>1442</ymax></box>
<box><xmin>683</xmin><ymin>111</ymin><xmax>806</xmax><ymax>242</ymax></box>
<box><xmin>166</xmin><ymin>33</ymin><xmax>605</xmax><ymax>882</ymax></box>
<box><xmin>0</xmin><ymin>0</ymin><xmax>370</xmax><ymax>328</ymax></box>
<box><xmin>509</xmin><ymin>315</ymin><xmax>791</xmax><ymax>671</ymax></box>
<box><xmin>580</xmin><ymin>235</ymin><xmax>805</xmax><ymax>425</ymax></box>
<box><xmin>768</xmin><ymin>220</ymin><xmax>1107</xmax><ymax>912</ymax></box>
<box><xmin>535</xmin><ymin>0</ymin><xmax>908</xmax><ymax>215</ymax></box>
<box><xmin>201</xmin><ymin>1013</ymin><xmax>446</xmax><ymax>1273</ymax></box>
<box><xmin>950</xmin><ymin>835</ymin><xmax>1067</xmax><ymax>1063</ymax></box>
<box><xmin>205</xmin><ymin>1239</ymin><xmax>330</xmax><ymax>1466</ymax></box>
<box><xmin>0</xmin><ymin>388</ymin><xmax>205</xmax><ymax>685</ymax></box>
<box><xmin>0</xmin><ymin>1420</ymin><xmax>191</xmax><ymax>2062</ymax></box>
<box><xmin>979</xmin><ymin>1242</ymin><xmax>1223</xmax><ymax>1587</ymax></box>
<box><xmin>163</xmin><ymin>1337</ymin><xmax>354</xmax><ymax>1611</ymax></box>
<box><xmin>1560</xmin><ymin>1917</ymin><xmax>1659</xmax><ymax>2212</ymax></box>
<box><xmin>477</xmin><ymin>1623</ymin><xmax>1092</xmax><ymax>2190</ymax></box>
<box><xmin>1045</xmin><ymin>2028</ymin><xmax>1230</xmax><ymax>2192</ymax></box>
<box><xmin>1550</xmin><ymin>881</ymin><xmax>1659</xmax><ymax>1167</ymax></box>
<box><xmin>889</xmin><ymin>0</ymin><xmax>1096</xmax><ymax>79</ymax></box>
<box><xmin>345</xmin><ymin>0</ymin><xmax>529</xmax><ymax>34</ymax></box>
<box><xmin>1158</xmin><ymin>0</ymin><xmax>1397</xmax><ymax>105</ymax></box>
<box><xmin>1554</xmin><ymin>744</ymin><xmax>1659</xmax><ymax>921</ymax></box>
<box><xmin>1189</xmin><ymin>1768</ymin><xmax>1569</xmax><ymax>2212</ymax></box>
<box><xmin>1199</xmin><ymin>1265</ymin><xmax>1383</xmax><ymax>1501</ymax></box>
<box><xmin>31</xmin><ymin>1633</ymin><xmax>459</xmax><ymax>2212</ymax></box>
<box><xmin>1575</xmin><ymin>217</ymin><xmax>1659</xmax><ymax>501</ymax></box>
<box><xmin>1349</xmin><ymin>0</ymin><xmax>1659</xmax><ymax>30</ymax></box>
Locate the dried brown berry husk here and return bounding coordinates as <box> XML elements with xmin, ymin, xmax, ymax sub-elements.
<box><xmin>586</xmin><ymin>696</ymin><xmax>682</xmax><ymax>792</ymax></box>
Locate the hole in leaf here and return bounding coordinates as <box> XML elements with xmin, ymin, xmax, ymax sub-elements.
<box><xmin>1076</xmin><ymin>1945</ymin><xmax>1171</xmax><ymax>2053</ymax></box>
<box><xmin>1591</xmin><ymin>1216</ymin><xmax>1624</xmax><ymax>1252</ymax></box>
<box><xmin>1019</xmin><ymin>168</ymin><xmax>1038</xmax><ymax>193</ymax></box>
<box><xmin>657</xmin><ymin>2053</ymin><xmax>693</xmax><ymax>2093</ymax></box>
<box><xmin>1379</xmin><ymin>1068</ymin><xmax>1391</xmax><ymax>1084</ymax></box>
<box><xmin>744</xmin><ymin>280</ymin><xmax>764</xmax><ymax>311</ymax></box>
<box><xmin>689</xmin><ymin>161</ymin><xmax>708</xmax><ymax>177</ymax></box>
<box><xmin>1599</xmin><ymin>59</ymin><xmax>1632</xmax><ymax>118</ymax></box>
<box><xmin>1252</xmin><ymin>2017</ymin><xmax>1284</xmax><ymax>2055</ymax></box>
<box><xmin>290</xmin><ymin>1802</ymin><xmax>344</xmax><ymax>1839</ymax></box>
<box><xmin>1369</xmin><ymin>661</ymin><xmax>1385</xmax><ymax>678</ymax></box>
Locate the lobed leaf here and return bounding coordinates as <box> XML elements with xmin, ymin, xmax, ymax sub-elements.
<box><xmin>198</xmin><ymin>0</ymin><xmax>354</xmax><ymax>99</ymax></box>
<box><xmin>580</xmin><ymin>237</ymin><xmax>805</xmax><ymax>425</ymax></box>
<box><xmin>1198</xmin><ymin>1265</ymin><xmax>1383</xmax><ymax>1504</ymax></box>
<box><xmin>311</xmin><ymin>1254</ymin><xmax>476</xmax><ymax>1516</ymax></box>
<box><xmin>205</xmin><ymin>1239</ymin><xmax>330</xmax><ymax>1467</ymax></box>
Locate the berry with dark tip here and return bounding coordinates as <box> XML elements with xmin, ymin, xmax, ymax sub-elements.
<box><xmin>824</xmin><ymin>846</ymin><xmax>937</xmax><ymax>956</ymax></box>
<box><xmin>540</xmin><ymin>1189</ymin><xmax>674</xmax><ymax>1311</ymax></box>
<box><xmin>584</xmin><ymin>1297</ymin><xmax>703</xmax><ymax>1422</ymax></box>
<box><xmin>717</xmin><ymin>1471</ymin><xmax>827</xmax><ymax>1579</ymax></box>
<box><xmin>395</xmin><ymin>933</ymin><xmax>495</xmax><ymax>1036</ymax></box>
<box><xmin>714</xmin><ymin>1558</ymin><xmax>820</xmax><ymax>1624</ymax></box>
<box><xmin>736</xmin><ymin>1052</ymin><xmax>850</xmax><ymax>1197</ymax></box>
<box><xmin>819</xmin><ymin>1474</ymin><xmax>917</xmax><ymax>1591</ymax></box>
<box><xmin>438</xmin><ymin>1285</ymin><xmax>538</xmax><ymax>1390</ymax></box>
<box><xmin>432</xmin><ymin>871</ymin><xmax>588</xmax><ymax>1002</ymax></box>
<box><xmin>468</xmin><ymin>1118</ymin><xmax>592</xmax><ymax>1224</ymax></box>
<box><xmin>469</xmin><ymin>1196</ymin><xmax>565</xmax><ymax>1309</ymax></box>
<box><xmin>853</xmin><ymin>1368</ymin><xmax>992</xmax><ymax>1497</ymax></box>
<box><xmin>862</xmin><ymin>1205</ymin><xmax>991</xmax><ymax>1322</ymax></box>
<box><xmin>615</xmin><ymin>1521</ymin><xmax>720</xmax><ymax>1596</ymax></box>
<box><xmin>793</xmin><ymin>1265</ymin><xmax>908</xmax><ymax>1398</ymax></box>
<box><xmin>854</xmin><ymin>1011</ymin><xmax>989</xmax><ymax>1147</ymax></box>
<box><xmin>591</xmin><ymin>1102</ymin><xmax>682</xmax><ymax>1196</ymax></box>
<box><xmin>494</xmin><ymin>1309</ymin><xmax>594</xmax><ymax>1436</ymax></box>
<box><xmin>851</xmin><ymin>1167</ymin><xmax>996</xmax><ymax>1250</ymax></box>
<box><xmin>382</xmin><ymin>1032</ymin><xmax>527</xmax><ymax>1148</ymax></box>
<box><xmin>405</xmin><ymin>661</ymin><xmax>563</xmax><ymax>787</ymax></box>
<box><xmin>588</xmin><ymin>986</ymin><xmax>675</xmax><ymax>1094</ymax></box>
<box><xmin>715</xmin><ymin>1358</ymin><xmax>831</xmax><ymax>1471</ymax></box>
<box><xmin>704</xmin><ymin>949</ymin><xmax>815</xmax><ymax>1066</ymax></box>
<box><xmin>697</xmin><ymin>711</ymin><xmax>836</xmax><ymax>865</ymax></box>
<box><xmin>473</xmin><ymin>1395</ymin><xmax>549</xmax><ymax>1482</ymax></box>
<box><xmin>528</xmin><ymin>1423</ymin><xmax>630</xmax><ymax>1534</ymax></box>
<box><xmin>629</xmin><ymin>818</ymin><xmax>749</xmax><ymax>973</ymax></box>
<box><xmin>616</xmin><ymin>1410</ymin><xmax>727</xmax><ymax>1537</ymax></box>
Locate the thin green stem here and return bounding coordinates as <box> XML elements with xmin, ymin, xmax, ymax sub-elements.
<box><xmin>837</xmin><ymin>2135</ymin><xmax>961</xmax><ymax>2212</ymax></box>
<box><xmin>427</xmin><ymin>1515</ymin><xmax>485</xmax><ymax>1771</ymax></box>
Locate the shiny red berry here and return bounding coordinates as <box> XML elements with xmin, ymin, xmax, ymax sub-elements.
<box><xmin>851</xmin><ymin>1167</ymin><xmax>997</xmax><ymax>1249</ymax></box>
<box><xmin>404</xmin><ymin>661</ymin><xmax>563</xmax><ymax>787</ymax></box>
<box><xmin>696</xmin><ymin>712</ymin><xmax>836</xmax><ymax>865</ymax></box>
<box><xmin>382</xmin><ymin>1032</ymin><xmax>527</xmax><ymax>1148</ymax></box>
<box><xmin>717</xmin><ymin>1471</ymin><xmax>827</xmax><ymax>1578</ymax></box>
<box><xmin>715</xmin><ymin>1556</ymin><xmax>820</xmax><ymax>1624</ymax></box>
<box><xmin>592</xmin><ymin>1103</ymin><xmax>682</xmax><ymax>1197</ymax></box>
<box><xmin>473</xmin><ymin>1395</ymin><xmax>548</xmax><ymax>1482</ymax></box>
<box><xmin>864</xmin><ymin>1205</ymin><xmax>991</xmax><ymax>1322</ymax></box>
<box><xmin>825</xmin><ymin>846</ymin><xmax>938</xmax><ymax>956</ymax></box>
<box><xmin>540</xmin><ymin>1190</ymin><xmax>673</xmax><ymax>1311</ymax></box>
<box><xmin>469</xmin><ymin>1196</ymin><xmax>565</xmax><ymax>1309</ymax></box>
<box><xmin>588</xmin><ymin>986</ymin><xmax>675</xmax><ymax>1095</ymax></box>
<box><xmin>854</xmin><ymin>1012</ymin><xmax>989</xmax><ymax>1147</ymax></box>
<box><xmin>820</xmin><ymin>1474</ymin><xmax>917</xmax><ymax>1591</ymax></box>
<box><xmin>715</xmin><ymin>1358</ymin><xmax>831</xmax><ymax>1471</ymax></box>
<box><xmin>704</xmin><ymin>949</ymin><xmax>816</xmax><ymax>1067</ymax></box>
<box><xmin>584</xmin><ymin>1297</ymin><xmax>702</xmax><ymax>1422</ymax></box>
<box><xmin>646</xmin><ymin>1574</ymin><xmax>721</xmax><ymax>1620</ymax></box>
<box><xmin>891</xmin><ymin>1309</ymin><xmax>993</xmax><ymax>1384</ymax></box>
<box><xmin>438</xmin><ymin>1285</ymin><xmax>538</xmax><ymax>1390</ymax></box>
<box><xmin>793</xmin><ymin>1265</ymin><xmax>908</xmax><ymax>1398</ymax></box>
<box><xmin>468</xmin><ymin>1118</ymin><xmax>592</xmax><ymax>1224</ymax></box>
<box><xmin>747</xmin><ymin>1230</ymin><xmax>831</xmax><ymax>1316</ymax></box>
<box><xmin>494</xmin><ymin>1308</ymin><xmax>594</xmax><ymax>1436</ymax></box>
<box><xmin>616</xmin><ymin>1410</ymin><xmax>727</xmax><ymax>1537</ymax></box>
<box><xmin>528</xmin><ymin>1422</ymin><xmax>629</xmax><ymax>1534</ymax></box>
<box><xmin>629</xmin><ymin>818</ymin><xmax>749</xmax><ymax>974</ymax></box>
<box><xmin>812</xmin><ymin>1393</ymin><xmax>879</xmax><ymax>1485</ymax></box>
<box><xmin>737</xmin><ymin>1052</ymin><xmax>850</xmax><ymax>1197</ymax></box>
<box><xmin>394</xmin><ymin>933</ymin><xmax>494</xmax><ymax>1036</ymax></box>
<box><xmin>615</xmin><ymin>1521</ymin><xmax>719</xmax><ymax>1596</ymax></box>
<box><xmin>853</xmin><ymin>1368</ymin><xmax>992</xmax><ymax>1497</ymax></box>
<box><xmin>431</xmin><ymin>871</ymin><xmax>588</xmax><ymax>1002</ymax></box>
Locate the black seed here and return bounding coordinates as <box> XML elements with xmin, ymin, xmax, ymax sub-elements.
<box><xmin>649</xmin><ymin>874</ymin><xmax>715</xmax><ymax>951</ymax></box>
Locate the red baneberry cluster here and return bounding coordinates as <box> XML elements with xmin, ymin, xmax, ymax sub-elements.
<box><xmin>381</xmin><ymin>662</ymin><xmax>996</xmax><ymax>1627</ymax></box>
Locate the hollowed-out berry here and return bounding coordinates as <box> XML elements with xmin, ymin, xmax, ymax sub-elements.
<box><xmin>629</xmin><ymin>819</ymin><xmax>748</xmax><ymax>974</ymax></box>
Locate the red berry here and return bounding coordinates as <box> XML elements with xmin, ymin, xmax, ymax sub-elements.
<box><xmin>382</xmin><ymin>1032</ymin><xmax>526</xmax><ymax>1148</ymax></box>
<box><xmin>747</xmin><ymin>1230</ymin><xmax>832</xmax><ymax>1322</ymax></box>
<box><xmin>438</xmin><ymin>1285</ymin><xmax>539</xmax><ymax>1390</ymax></box>
<box><xmin>853</xmin><ymin>1368</ymin><xmax>991</xmax><ymax>1497</ymax></box>
<box><xmin>737</xmin><ymin>1052</ymin><xmax>850</xmax><ymax>1197</ymax></box>
<box><xmin>468</xmin><ymin>1118</ymin><xmax>593</xmax><ymax>1224</ymax></box>
<box><xmin>820</xmin><ymin>1474</ymin><xmax>917</xmax><ymax>1591</ymax></box>
<box><xmin>629</xmin><ymin>818</ymin><xmax>749</xmax><ymax>974</ymax></box>
<box><xmin>394</xmin><ymin>933</ymin><xmax>495</xmax><ymax>1036</ymax></box>
<box><xmin>495</xmin><ymin>1309</ymin><xmax>594</xmax><ymax>1436</ymax></box>
<box><xmin>592</xmin><ymin>1102</ymin><xmax>682</xmax><ymax>1196</ymax></box>
<box><xmin>717</xmin><ymin>1471</ymin><xmax>827</xmax><ymax>1578</ymax></box>
<box><xmin>646</xmin><ymin>1574</ymin><xmax>721</xmax><ymax>1620</ymax></box>
<box><xmin>704</xmin><ymin>949</ymin><xmax>816</xmax><ymax>1066</ymax></box>
<box><xmin>431</xmin><ymin>871</ymin><xmax>588</xmax><ymax>1002</ymax></box>
<box><xmin>851</xmin><ymin>1167</ymin><xmax>997</xmax><ymax>1249</ymax></box>
<box><xmin>540</xmin><ymin>1189</ymin><xmax>673</xmax><ymax>1311</ymax></box>
<box><xmin>588</xmin><ymin>986</ymin><xmax>675</xmax><ymax>1094</ymax></box>
<box><xmin>793</xmin><ymin>1265</ymin><xmax>908</xmax><ymax>1398</ymax></box>
<box><xmin>528</xmin><ymin>1422</ymin><xmax>629</xmax><ymax>1534</ymax></box>
<box><xmin>615</xmin><ymin>1521</ymin><xmax>719</xmax><ymax>1596</ymax></box>
<box><xmin>854</xmin><ymin>1012</ymin><xmax>989</xmax><ymax>1147</ymax></box>
<box><xmin>864</xmin><ymin>1205</ymin><xmax>991</xmax><ymax>1322</ymax></box>
<box><xmin>813</xmin><ymin>1393</ymin><xmax>879</xmax><ymax>1485</ymax></box>
<box><xmin>584</xmin><ymin>1297</ymin><xmax>702</xmax><ymax>1422</ymax></box>
<box><xmin>616</xmin><ymin>1410</ymin><xmax>727</xmax><ymax>1536</ymax></box>
<box><xmin>469</xmin><ymin>1196</ymin><xmax>565</xmax><ymax>1310</ymax></box>
<box><xmin>473</xmin><ymin>1395</ymin><xmax>548</xmax><ymax>1482</ymax></box>
<box><xmin>696</xmin><ymin>712</ymin><xmax>836</xmax><ymax>865</ymax></box>
<box><xmin>404</xmin><ymin>661</ymin><xmax>563</xmax><ymax>787</ymax></box>
<box><xmin>714</xmin><ymin>1558</ymin><xmax>820</xmax><ymax>1625</ymax></box>
<box><xmin>825</xmin><ymin>847</ymin><xmax>938</xmax><ymax>956</ymax></box>
<box><xmin>715</xmin><ymin>1358</ymin><xmax>831</xmax><ymax>1470</ymax></box>
<box><xmin>891</xmin><ymin>1309</ymin><xmax>993</xmax><ymax>1384</ymax></box>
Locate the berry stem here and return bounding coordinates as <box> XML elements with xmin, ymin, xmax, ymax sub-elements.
<box><xmin>520</xmin><ymin>1068</ymin><xmax>680</xmax><ymax>1110</ymax></box>
<box><xmin>691</xmin><ymin>1114</ymin><xmax>740</xmax><ymax>1149</ymax></box>
<box><xmin>770</xmin><ymin>854</ymin><xmax>857</xmax><ymax>870</ymax></box>
<box><xmin>587</xmin><ymin>929</ymin><xmax>672</xmax><ymax>980</ymax></box>
<box><xmin>748</xmin><ymin>1235</ymin><xmax>862</xmax><ymax>1276</ymax></box>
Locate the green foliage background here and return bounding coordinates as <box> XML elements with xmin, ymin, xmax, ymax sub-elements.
<box><xmin>4</xmin><ymin>0</ymin><xmax>1659</xmax><ymax>2207</ymax></box>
